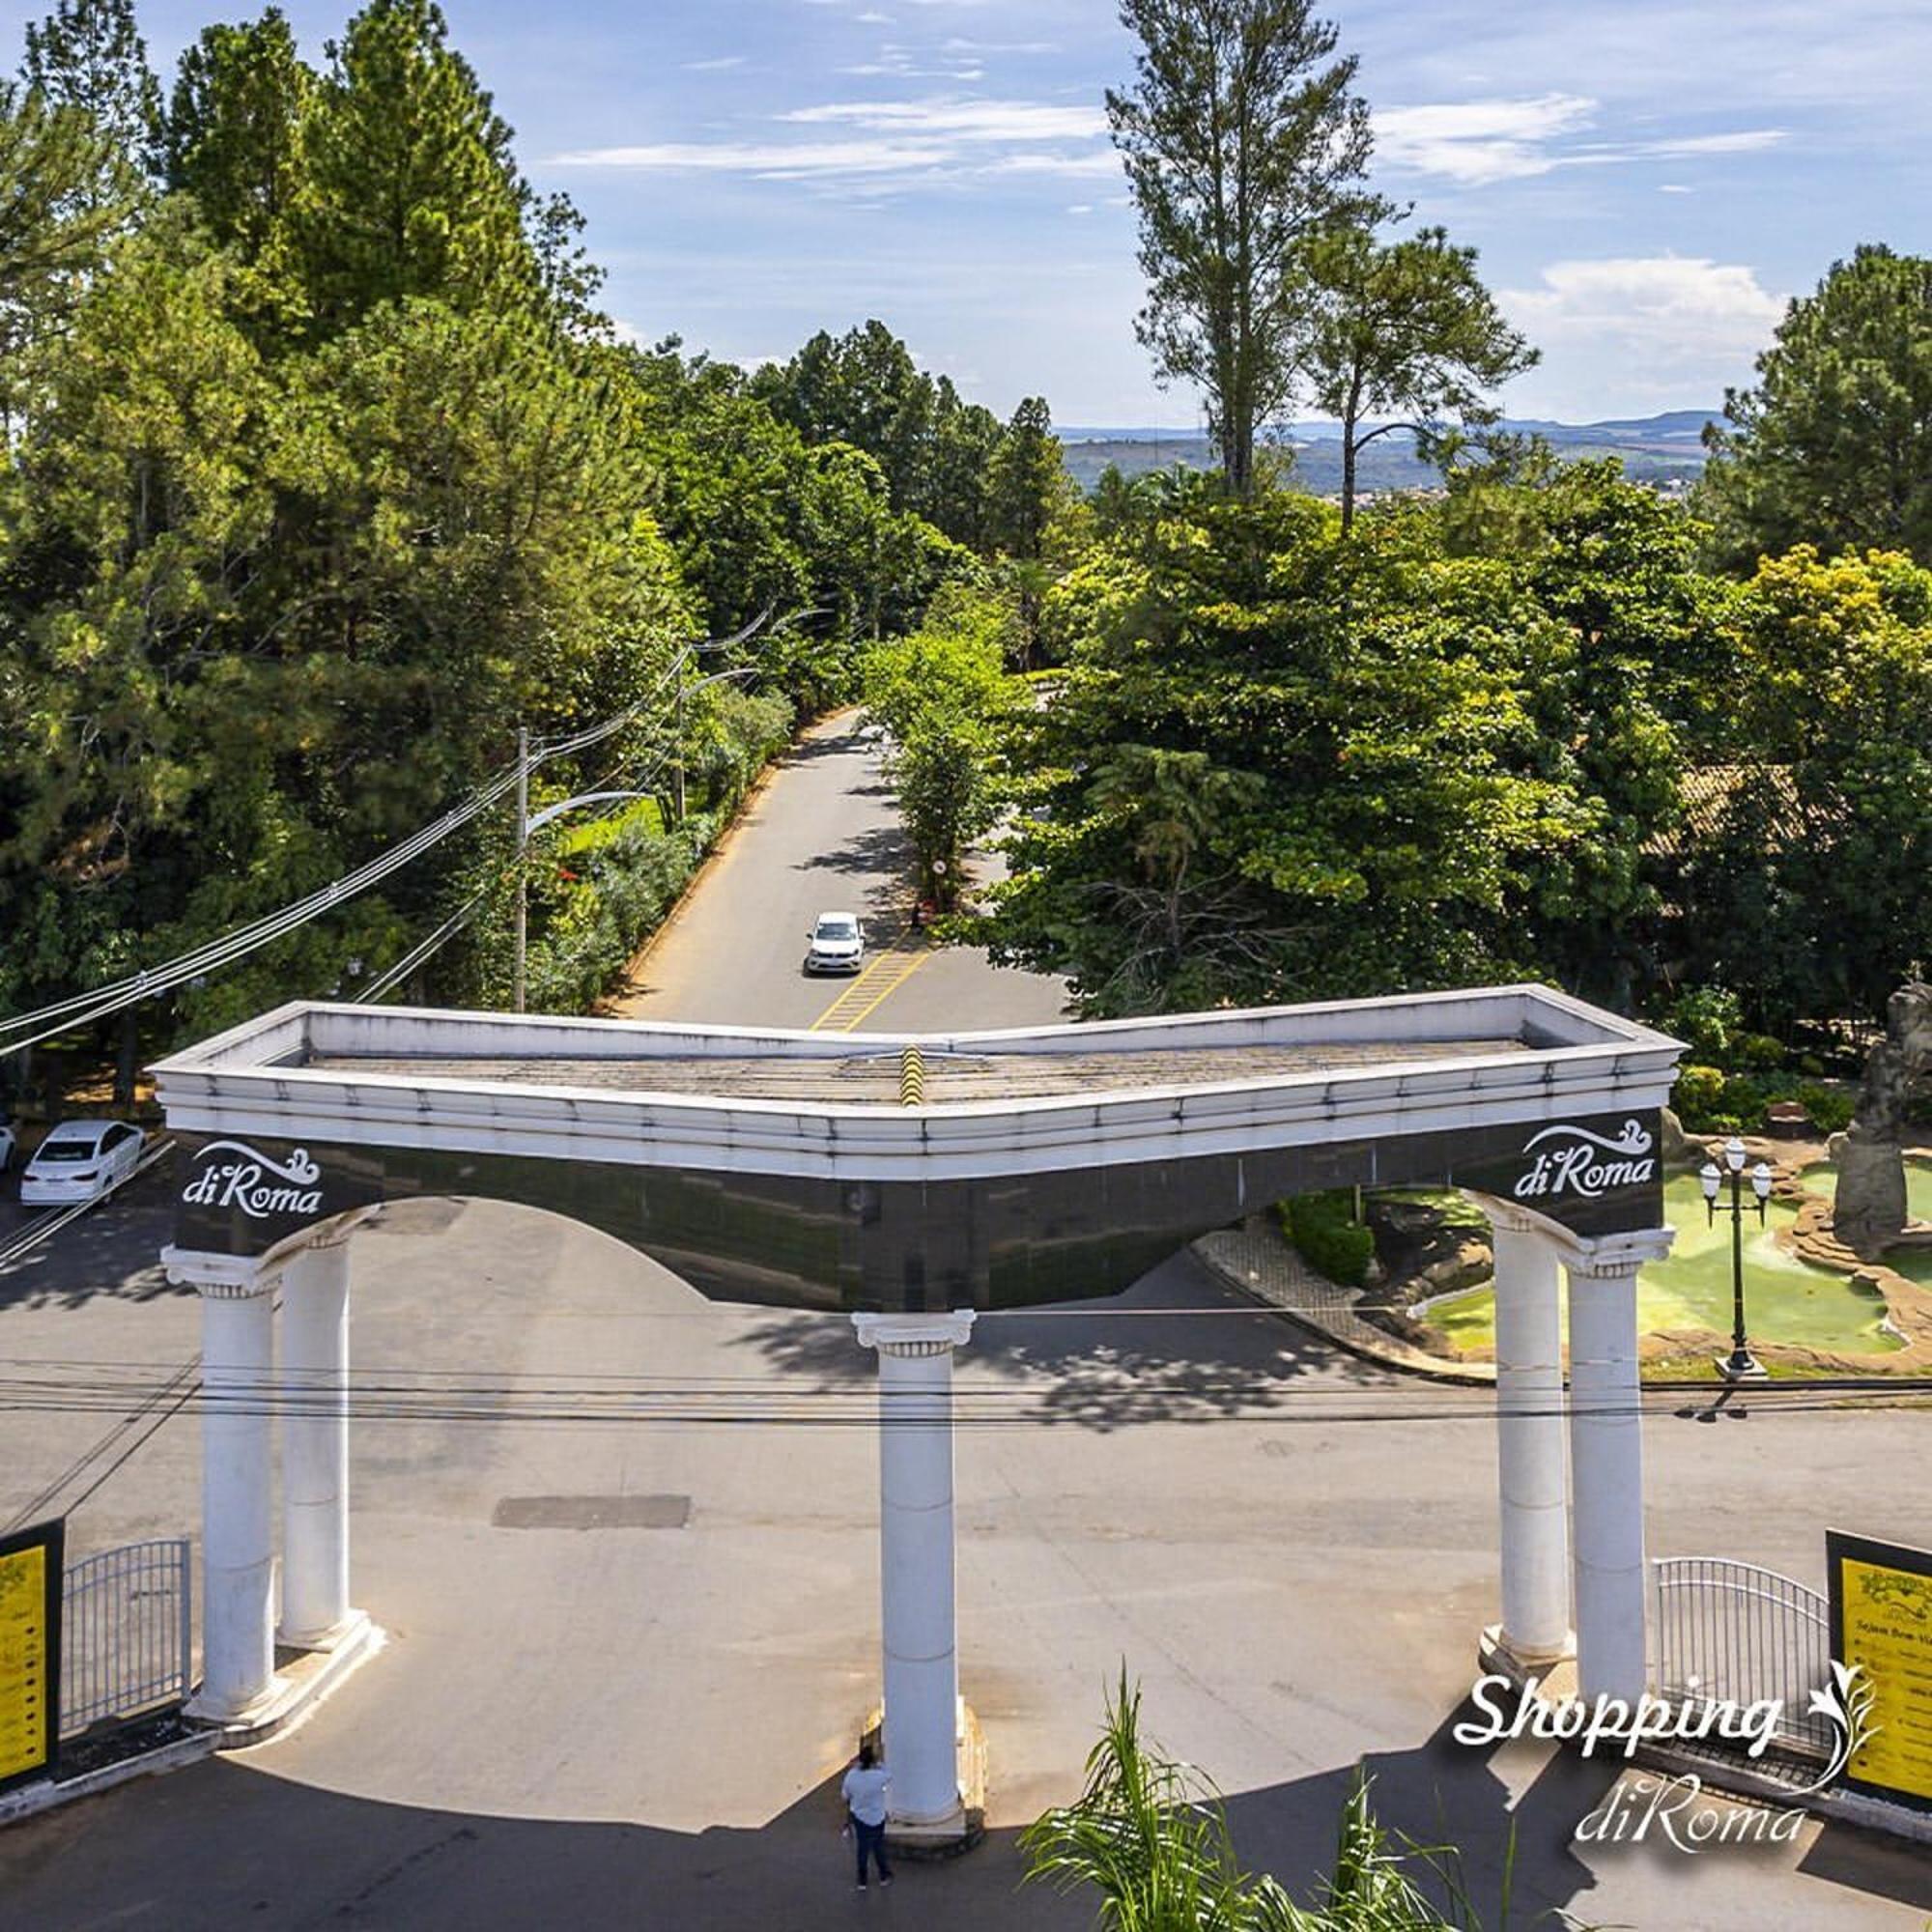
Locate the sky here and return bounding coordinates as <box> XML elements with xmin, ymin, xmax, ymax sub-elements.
<box><xmin>14</xmin><ymin>0</ymin><xmax>1932</xmax><ymax>425</ymax></box>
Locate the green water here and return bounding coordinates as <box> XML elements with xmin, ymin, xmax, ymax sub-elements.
<box><xmin>1430</xmin><ymin>1166</ymin><xmax>1918</xmax><ymax>1358</ymax></box>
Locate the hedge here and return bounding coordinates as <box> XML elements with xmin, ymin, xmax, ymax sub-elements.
<box><xmin>1277</xmin><ymin>1191</ymin><xmax>1375</xmax><ymax>1288</ymax></box>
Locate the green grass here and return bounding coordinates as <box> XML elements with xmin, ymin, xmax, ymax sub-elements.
<box><xmin>1429</xmin><ymin>1168</ymin><xmax>1917</xmax><ymax>1359</ymax></box>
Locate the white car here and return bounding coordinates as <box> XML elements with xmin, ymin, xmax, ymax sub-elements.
<box><xmin>19</xmin><ymin>1119</ymin><xmax>146</xmax><ymax>1207</ymax></box>
<box><xmin>804</xmin><ymin>911</ymin><xmax>867</xmax><ymax>976</ymax></box>
<box><xmin>0</xmin><ymin>1120</ymin><xmax>14</xmax><ymax>1171</ymax></box>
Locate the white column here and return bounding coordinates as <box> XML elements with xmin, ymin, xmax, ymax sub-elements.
<box><xmin>1566</xmin><ymin>1241</ymin><xmax>1663</xmax><ymax>1704</ymax></box>
<box><xmin>854</xmin><ymin>1310</ymin><xmax>975</xmax><ymax>1830</ymax></box>
<box><xmin>1490</xmin><ymin>1214</ymin><xmax>1571</xmax><ymax>1662</ymax></box>
<box><xmin>280</xmin><ymin>1237</ymin><xmax>353</xmax><ymax>1646</ymax></box>
<box><xmin>178</xmin><ymin>1262</ymin><xmax>278</xmax><ymax>1722</ymax></box>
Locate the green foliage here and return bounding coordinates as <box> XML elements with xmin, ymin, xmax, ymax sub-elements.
<box><xmin>862</xmin><ymin>589</ymin><xmax>1019</xmax><ymax>903</ymax></box>
<box><xmin>1678</xmin><ymin>547</ymin><xmax>1932</xmax><ymax>1029</ymax></box>
<box><xmin>22</xmin><ymin>0</ymin><xmax>160</xmax><ymax>175</ymax></box>
<box><xmin>1701</xmin><ymin>247</ymin><xmax>1932</xmax><ymax>568</ymax></box>
<box><xmin>520</xmin><ymin>813</ymin><xmax>709</xmax><ymax>1016</ymax></box>
<box><xmin>1670</xmin><ymin>1065</ymin><xmax>1727</xmax><ymax>1128</ymax></box>
<box><xmin>1108</xmin><ymin>0</ymin><xmax>1380</xmax><ymax>496</ymax></box>
<box><xmin>1303</xmin><ymin>222</ymin><xmax>1536</xmax><ymax>533</ymax></box>
<box><xmin>0</xmin><ymin>0</ymin><xmax>1017</xmax><ymax>1068</ymax></box>
<box><xmin>752</xmin><ymin>320</ymin><xmax>1013</xmax><ymax>551</ymax></box>
<box><xmin>1797</xmin><ymin>1083</ymin><xmax>1857</xmax><ymax>1135</ymax></box>
<box><xmin>1281</xmin><ymin>1191</ymin><xmax>1375</xmax><ymax>1288</ymax></box>
<box><xmin>988</xmin><ymin>490</ymin><xmax>1582</xmax><ymax>1013</ymax></box>
<box><xmin>1024</xmin><ymin>1670</ymin><xmax>1480</xmax><ymax>1930</ymax></box>
<box><xmin>1663</xmin><ymin>986</ymin><xmax>1746</xmax><ymax>1063</ymax></box>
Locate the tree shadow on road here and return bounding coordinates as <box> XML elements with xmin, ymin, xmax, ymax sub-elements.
<box><xmin>731</xmin><ymin>1250</ymin><xmax>1412</xmax><ymax>1434</ymax></box>
<box><xmin>0</xmin><ymin>1176</ymin><xmax>185</xmax><ymax>1311</ymax></box>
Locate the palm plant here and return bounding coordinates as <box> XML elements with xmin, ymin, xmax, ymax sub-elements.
<box><xmin>1023</xmin><ymin>1669</ymin><xmax>1510</xmax><ymax>1932</ymax></box>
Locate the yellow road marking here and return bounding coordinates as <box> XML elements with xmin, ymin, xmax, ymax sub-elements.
<box><xmin>808</xmin><ymin>944</ymin><xmax>933</xmax><ymax>1033</ymax></box>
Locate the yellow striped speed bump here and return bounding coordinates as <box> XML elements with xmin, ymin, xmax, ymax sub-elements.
<box><xmin>808</xmin><ymin>940</ymin><xmax>932</xmax><ymax>1033</ymax></box>
<box><xmin>898</xmin><ymin>1043</ymin><xmax>925</xmax><ymax>1106</ymax></box>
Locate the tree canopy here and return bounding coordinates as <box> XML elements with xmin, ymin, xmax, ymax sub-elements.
<box><xmin>1701</xmin><ymin>246</ymin><xmax>1932</xmax><ymax>568</ymax></box>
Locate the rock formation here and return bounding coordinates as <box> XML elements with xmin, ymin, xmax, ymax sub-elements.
<box><xmin>1833</xmin><ymin>981</ymin><xmax>1932</xmax><ymax>1258</ymax></box>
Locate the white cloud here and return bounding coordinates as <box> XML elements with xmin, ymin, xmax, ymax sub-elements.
<box><xmin>1501</xmin><ymin>256</ymin><xmax>1785</xmax><ymax>405</ymax></box>
<box><xmin>681</xmin><ymin>55</ymin><xmax>747</xmax><ymax>72</ymax></box>
<box><xmin>555</xmin><ymin>95</ymin><xmax>1114</xmax><ymax>188</ymax></box>
<box><xmin>1377</xmin><ymin>94</ymin><xmax>1597</xmax><ymax>184</ymax></box>
<box><xmin>779</xmin><ymin>98</ymin><xmax>1107</xmax><ymax>141</ymax></box>
<box><xmin>1376</xmin><ymin>95</ymin><xmax>1786</xmax><ymax>185</ymax></box>
<box><xmin>554</xmin><ymin>139</ymin><xmax>954</xmax><ymax>178</ymax></box>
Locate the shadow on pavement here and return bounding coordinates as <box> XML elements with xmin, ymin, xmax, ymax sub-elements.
<box><xmin>9</xmin><ymin>1699</ymin><xmax>1918</xmax><ymax>1931</ymax></box>
<box><xmin>0</xmin><ymin>1167</ymin><xmax>184</xmax><ymax>1311</ymax></box>
<box><xmin>734</xmin><ymin>1251</ymin><xmax>1411</xmax><ymax>1433</ymax></box>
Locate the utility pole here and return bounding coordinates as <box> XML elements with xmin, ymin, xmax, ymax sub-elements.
<box><xmin>513</xmin><ymin>723</ymin><xmax>528</xmax><ymax>1014</ymax></box>
<box><xmin>672</xmin><ymin>653</ymin><xmax>687</xmax><ymax>825</ymax></box>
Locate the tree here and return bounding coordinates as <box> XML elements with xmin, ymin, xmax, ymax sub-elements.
<box><xmin>21</xmin><ymin>0</ymin><xmax>160</xmax><ymax>176</ymax></box>
<box><xmin>862</xmin><ymin>591</ymin><xmax>1017</xmax><ymax>904</ymax></box>
<box><xmin>0</xmin><ymin>82</ymin><xmax>128</xmax><ymax>393</ymax></box>
<box><xmin>1107</xmin><ymin>0</ymin><xmax>1378</xmax><ymax>497</ymax></box>
<box><xmin>297</xmin><ymin>0</ymin><xmax>534</xmax><ymax>330</ymax></box>
<box><xmin>1304</xmin><ymin>223</ymin><xmax>1536</xmax><ymax>534</ymax></box>
<box><xmin>1681</xmin><ymin>546</ymin><xmax>1932</xmax><ymax>1027</ymax></box>
<box><xmin>160</xmin><ymin>10</ymin><xmax>313</xmax><ymax>262</ymax></box>
<box><xmin>987</xmin><ymin>395</ymin><xmax>1077</xmax><ymax>662</ymax></box>
<box><xmin>989</xmin><ymin>492</ymin><xmax>1571</xmax><ymax>1014</ymax></box>
<box><xmin>1700</xmin><ymin>246</ymin><xmax>1932</xmax><ymax>568</ymax></box>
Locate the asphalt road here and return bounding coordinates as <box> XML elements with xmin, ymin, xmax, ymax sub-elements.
<box><xmin>613</xmin><ymin>708</ymin><xmax>1070</xmax><ymax>1034</ymax></box>
<box><xmin>2</xmin><ymin>719</ymin><xmax>1929</xmax><ymax>1929</ymax></box>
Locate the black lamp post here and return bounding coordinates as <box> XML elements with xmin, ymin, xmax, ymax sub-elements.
<box><xmin>1701</xmin><ymin>1135</ymin><xmax>1774</xmax><ymax>1380</ymax></box>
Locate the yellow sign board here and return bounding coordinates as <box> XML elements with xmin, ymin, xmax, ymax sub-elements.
<box><xmin>0</xmin><ymin>1520</ymin><xmax>62</xmax><ymax>1791</ymax></box>
<box><xmin>1829</xmin><ymin>1530</ymin><xmax>1932</xmax><ymax>1811</ymax></box>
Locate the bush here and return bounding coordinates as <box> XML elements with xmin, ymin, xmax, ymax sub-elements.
<box><xmin>1663</xmin><ymin>985</ymin><xmax>1745</xmax><ymax>1063</ymax></box>
<box><xmin>1279</xmin><ymin>1191</ymin><xmax>1375</xmax><ymax>1288</ymax></box>
<box><xmin>1672</xmin><ymin>1065</ymin><xmax>1727</xmax><ymax>1128</ymax></box>
<box><xmin>1737</xmin><ymin>1033</ymin><xmax>1787</xmax><ymax>1071</ymax></box>
<box><xmin>1797</xmin><ymin>1083</ymin><xmax>1857</xmax><ymax>1135</ymax></box>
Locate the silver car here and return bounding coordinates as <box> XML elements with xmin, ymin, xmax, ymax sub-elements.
<box><xmin>804</xmin><ymin>911</ymin><xmax>866</xmax><ymax>976</ymax></box>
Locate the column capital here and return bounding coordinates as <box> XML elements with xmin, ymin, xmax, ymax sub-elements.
<box><xmin>1485</xmin><ymin>1202</ymin><xmax>1552</xmax><ymax>1238</ymax></box>
<box><xmin>1564</xmin><ymin>1228</ymin><xmax>1675</xmax><ymax>1279</ymax></box>
<box><xmin>162</xmin><ymin>1246</ymin><xmax>277</xmax><ymax>1299</ymax></box>
<box><xmin>853</xmin><ymin>1310</ymin><xmax>976</xmax><ymax>1357</ymax></box>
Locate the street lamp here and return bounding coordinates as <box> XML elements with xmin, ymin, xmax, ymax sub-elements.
<box><xmin>1700</xmin><ymin>1135</ymin><xmax>1774</xmax><ymax>1380</ymax></box>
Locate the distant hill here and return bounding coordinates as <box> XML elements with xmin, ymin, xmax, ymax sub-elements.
<box><xmin>1056</xmin><ymin>411</ymin><xmax>1726</xmax><ymax>495</ymax></box>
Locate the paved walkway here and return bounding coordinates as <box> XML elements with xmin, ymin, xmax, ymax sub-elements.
<box><xmin>1194</xmin><ymin>1220</ymin><xmax>1497</xmax><ymax>1385</ymax></box>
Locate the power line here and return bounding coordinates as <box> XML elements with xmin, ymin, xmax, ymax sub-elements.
<box><xmin>0</xmin><ymin>636</ymin><xmax>735</xmax><ymax>1056</ymax></box>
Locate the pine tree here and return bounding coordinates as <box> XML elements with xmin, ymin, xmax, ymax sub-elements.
<box><xmin>21</xmin><ymin>0</ymin><xmax>160</xmax><ymax>177</ymax></box>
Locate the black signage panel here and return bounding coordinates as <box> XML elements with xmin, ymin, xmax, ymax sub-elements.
<box><xmin>174</xmin><ymin>1137</ymin><xmax>384</xmax><ymax>1257</ymax></box>
<box><xmin>1437</xmin><ymin>1109</ymin><xmax>1664</xmax><ymax>1239</ymax></box>
<box><xmin>170</xmin><ymin>1108</ymin><xmax>1664</xmax><ymax>1304</ymax></box>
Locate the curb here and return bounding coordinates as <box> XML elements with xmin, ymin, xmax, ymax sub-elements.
<box><xmin>0</xmin><ymin>1730</ymin><xmax>215</xmax><ymax>1827</ymax></box>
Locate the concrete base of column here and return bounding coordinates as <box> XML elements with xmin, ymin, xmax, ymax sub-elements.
<box><xmin>862</xmin><ymin>1697</ymin><xmax>988</xmax><ymax>1857</ymax></box>
<box><xmin>1478</xmin><ymin>1622</ymin><xmax>1575</xmax><ymax>1687</ymax></box>
<box><xmin>188</xmin><ymin>1610</ymin><xmax>382</xmax><ymax>1748</ymax></box>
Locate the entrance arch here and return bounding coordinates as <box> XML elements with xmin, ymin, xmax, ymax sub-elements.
<box><xmin>155</xmin><ymin>986</ymin><xmax>1683</xmax><ymax>1841</ymax></box>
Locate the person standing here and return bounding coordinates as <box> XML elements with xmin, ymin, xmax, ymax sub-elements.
<box><xmin>840</xmin><ymin>1741</ymin><xmax>894</xmax><ymax>1890</ymax></box>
